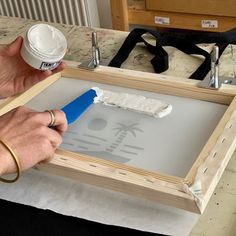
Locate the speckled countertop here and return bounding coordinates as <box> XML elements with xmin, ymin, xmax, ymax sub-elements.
<box><xmin>0</xmin><ymin>16</ymin><xmax>235</xmax><ymax>236</ymax></box>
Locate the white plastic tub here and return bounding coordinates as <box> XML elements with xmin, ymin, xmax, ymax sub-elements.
<box><xmin>20</xmin><ymin>24</ymin><xmax>67</xmax><ymax>70</ymax></box>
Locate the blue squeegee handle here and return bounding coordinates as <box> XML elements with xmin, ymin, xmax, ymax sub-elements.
<box><xmin>61</xmin><ymin>89</ymin><xmax>97</xmax><ymax>125</ymax></box>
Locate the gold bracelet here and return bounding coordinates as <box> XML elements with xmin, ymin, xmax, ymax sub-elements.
<box><xmin>0</xmin><ymin>139</ymin><xmax>21</xmax><ymax>183</ymax></box>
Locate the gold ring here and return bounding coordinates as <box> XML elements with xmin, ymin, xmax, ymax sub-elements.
<box><xmin>45</xmin><ymin>110</ymin><xmax>56</xmax><ymax>127</ymax></box>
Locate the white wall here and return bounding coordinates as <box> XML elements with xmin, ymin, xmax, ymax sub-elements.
<box><xmin>97</xmin><ymin>0</ymin><xmax>112</xmax><ymax>29</ymax></box>
<box><xmin>86</xmin><ymin>0</ymin><xmax>101</xmax><ymax>27</ymax></box>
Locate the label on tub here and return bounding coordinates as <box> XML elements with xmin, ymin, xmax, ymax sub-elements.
<box><xmin>40</xmin><ymin>61</ymin><xmax>60</xmax><ymax>70</ymax></box>
<box><xmin>201</xmin><ymin>20</ymin><xmax>218</xmax><ymax>28</ymax></box>
<box><xmin>155</xmin><ymin>16</ymin><xmax>170</xmax><ymax>25</ymax></box>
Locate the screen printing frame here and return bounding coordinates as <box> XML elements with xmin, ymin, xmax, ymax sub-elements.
<box><xmin>1</xmin><ymin>63</ymin><xmax>236</xmax><ymax>214</ymax></box>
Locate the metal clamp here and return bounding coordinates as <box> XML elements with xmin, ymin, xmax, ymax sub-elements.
<box><xmin>198</xmin><ymin>45</ymin><xmax>236</xmax><ymax>89</ymax></box>
<box><xmin>79</xmin><ymin>31</ymin><xmax>100</xmax><ymax>70</ymax></box>
<box><xmin>198</xmin><ymin>45</ymin><xmax>221</xmax><ymax>89</ymax></box>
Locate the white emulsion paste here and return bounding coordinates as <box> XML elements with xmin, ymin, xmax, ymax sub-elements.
<box><xmin>92</xmin><ymin>87</ymin><xmax>172</xmax><ymax>118</ymax></box>
<box><xmin>28</xmin><ymin>24</ymin><xmax>67</xmax><ymax>56</ymax></box>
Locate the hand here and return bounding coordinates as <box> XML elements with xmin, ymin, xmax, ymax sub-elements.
<box><xmin>0</xmin><ymin>106</ymin><xmax>67</xmax><ymax>175</ymax></box>
<box><xmin>0</xmin><ymin>36</ymin><xmax>65</xmax><ymax>97</ymax></box>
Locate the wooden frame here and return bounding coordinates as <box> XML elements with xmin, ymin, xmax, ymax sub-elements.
<box><xmin>111</xmin><ymin>0</ymin><xmax>236</xmax><ymax>32</ymax></box>
<box><xmin>1</xmin><ymin>64</ymin><xmax>236</xmax><ymax>214</ymax></box>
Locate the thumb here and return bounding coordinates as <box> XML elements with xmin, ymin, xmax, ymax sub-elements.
<box><xmin>5</xmin><ymin>36</ymin><xmax>23</xmax><ymax>56</ymax></box>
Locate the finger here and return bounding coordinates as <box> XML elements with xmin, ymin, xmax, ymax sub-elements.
<box><xmin>18</xmin><ymin>70</ymin><xmax>53</xmax><ymax>93</ymax></box>
<box><xmin>25</xmin><ymin>63</ymin><xmax>64</xmax><ymax>85</ymax></box>
<box><xmin>41</xmin><ymin>70</ymin><xmax>53</xmax><ymax>77</ymax></box>
<box><xmin>51</xmin><ymin>109</ymin><xmax>68</xmax><ymax>134</ymax></box>
<box><xmin>47</xmin><ymin>128</ymin><xmax>63</xmax><ymax>149</ymax></box>
<box><xmin>41</xmin><ymin>61</ymin><xmax>65</xmax><ymax>77</ymax></box>
<box><xmin>5</xmin><ymin>36</ymin><xmax>23</xmax><ymax>56</ymax></box>
<box><xmin>42</xmin><ymin>110</ymin><xmax>68</xmax><ymax>134</ymax></box>
<box><xmin>40</xmin><ymin>62</ymin><xmax>65</xmax><ymax>78</ymax></box>
<box><xmin>22</xmin><ymin>62</ymin><xmax>65</xmax><ymax>91</ymax></box>
<box><xmin>52</xmin><ymin>61</ymin><xmax>66</xmax><ymax>73</ymax></box>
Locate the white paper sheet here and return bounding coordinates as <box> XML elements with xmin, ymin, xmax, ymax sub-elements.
<box><xmin>0</xmin><ymin>169</ymin><xmax>199</xmax><ymax>235</ymax></box>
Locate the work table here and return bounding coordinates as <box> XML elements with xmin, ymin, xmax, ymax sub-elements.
<box><xmin>0</xmin><ymin>16</ymin><xmax>235</xmax><ymax>236</ymax></box>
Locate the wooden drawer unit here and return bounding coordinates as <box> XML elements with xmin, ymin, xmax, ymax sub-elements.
<box><xmin>111</xmin><ymin>0</ymin><xmax>236</xmax><ymax>32</ymax></box>
<box><xmin>146</xmin><ymin>0</ymin><xmax>236</xmax><ymax>17</ymax></box>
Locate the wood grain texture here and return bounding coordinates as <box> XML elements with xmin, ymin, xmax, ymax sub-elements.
<box><xmin>0</xmin><ymin>73</ymin><xmax>60</xmax><ymax>116</ymax></box>
<box><xmin>37</xmin><ymin>148</ymin><xmax>199</xmax><ymax>213</ymax></box>
<box><xmin>62</xmin><ymin>65</ymin><xmax>236</xmax><ymax>105</ymax></box>
<box><xmin>185</xmin><ymin>97</ymin><xmax>236</xmax><ymax>213</ymax></box>
<box><xmin>0</xmin><ymin>63</ymin><xmax>235</xmax><ymax>214</ymax></box>
<box><xmin>110</xmin><ymin>0</ymin><xmax>129</xmax><ymax>31</ymax></box>
<box><xmin>111</xmin><ymin>0</ymin><xmax>236</xmax><ymax>32</ymax></box>
<box><xmin>128</xmin><ymin>9</ymin><xmax>236</xmax><ymax>32</ymax></box>
<box><xmin>199</xmin><ymin>115</ymin><xmax>236</xmax><ymax>211</ymax></box>
<box><xmin>128</xmin><ymin>0</ymin><xmax>145</xmax><ymax>10</ymax></box>
<box><xmin>62</xmin><ymin>65</ymin><xmax>236</xmax><ymax>213</ymax></box>
<box><xmin>186</xmin><ymin>97</ymin><xmax>236</xmax><ymax>184</ymax></box>
<box><xmin>146</xmin><ymin>0</ymin><xmax>236</xmax><ymax>17</ymax></box>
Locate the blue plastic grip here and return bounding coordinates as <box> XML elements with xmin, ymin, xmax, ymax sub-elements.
<box><xmin>61</xmin><ymin>89</ymin><xmax>97</xmax><ymax>125</ymax></box>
